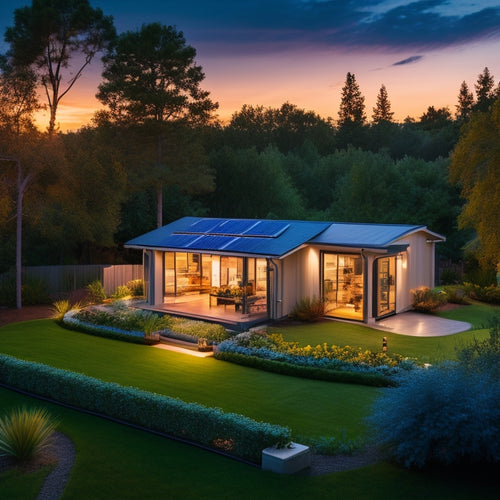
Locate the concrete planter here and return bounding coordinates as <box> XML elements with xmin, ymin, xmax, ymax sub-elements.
<box><xmin>262</xmin><ymin>442</ymin><xmax>311</xmax><ymax>474</ymax></box>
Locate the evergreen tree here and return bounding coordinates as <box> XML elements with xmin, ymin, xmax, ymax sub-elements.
<box><xmin>372</xmin><ymin>84</ymin><xmax>394</xmax><ymax>124</ymax></box>
<box><xmin>455</xmin><ymin>81</ymin><xmax>474</xmax><ymax>121</ymax></box>
<box><xmin>338</xmin><ymin>72</ymin><xmax>366</xmax><ymax>126</ymax></box>
<box><xmin>474</xmin><ymin>67</ymin><xmax>495</xmax><ymax>112</ymax></box>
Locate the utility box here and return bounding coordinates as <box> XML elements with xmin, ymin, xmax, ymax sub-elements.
<box><xmin>262</xmin><ymin>442</ymin><xmax>311</xmax><ymax>474</ymax></box>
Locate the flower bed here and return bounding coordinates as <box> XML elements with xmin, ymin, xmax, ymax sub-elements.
<box><xmin>216</xmin><ymin>331</ymin><xmax>417</xmax><ymax>380</ymax></box>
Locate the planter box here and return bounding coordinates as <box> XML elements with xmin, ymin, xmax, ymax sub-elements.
<box><xmin>262</xmin><ymin>442</ymin><xmax>311</xmax><ymax>474</ymax></box>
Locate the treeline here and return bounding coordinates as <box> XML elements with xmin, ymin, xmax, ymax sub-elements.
<box><xmin>0</xmin><ymin>1</ymin><xmax>498</xmax><ymax>282</ymax></box>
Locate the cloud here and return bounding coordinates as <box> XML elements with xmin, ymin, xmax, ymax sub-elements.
<box><xmin>392</xmin><ymin>55</ymin><xmax>424</xmax><ymax>66</ymax></box>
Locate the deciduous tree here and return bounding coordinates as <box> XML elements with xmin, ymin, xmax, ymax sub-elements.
<box><xmin>4</xmin><ymin>0</ymin><xmax>115</xmax><ymax>134</ymax></box>
<box><xmin>450</xmin><ymin>98</ymin><xmax>500</xmax><ymax>268</ymax></box>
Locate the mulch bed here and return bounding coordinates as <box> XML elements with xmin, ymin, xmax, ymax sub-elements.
<box><xmin>0</xmin><ymin>305</ymin><xmax>54</xmax><ymax>327</ymax></box>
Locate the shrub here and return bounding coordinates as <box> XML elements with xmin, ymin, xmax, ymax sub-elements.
<box><xmin>411</xmin><ymin>287</ymin><xmax>447</xmax><ymax>313</ymax></box>
<box><xmin>0</xmin><ymin>271</ymin><xmax>50</xmax><ymax>307</ymax></box>
<box><xmin>301</xmin><ymin>431</ymin><xmax>363</xmax><ymax>455</ymax></box>
<box><xmin>0</xmin><ymin>407</ymin><xmax>58</xmax><ymax>462</ymax></box>
<box><xmin>367</xmin><ymin>363</ymin><xmax>500</xmax><ymax>468</ymax></box>
<box><xmin>289</xmin><ymin>296</ymin><xmax>325</xmax><ymax>322</ymax></box>
<box><xmin>0</xmin><ymin>355</ymin><xmax>290</xmax><ymax>464</ymax></box>
<box><xmin>464</xmin><ymin>283</ymin><xmax>500</xmax><ymax>305</ymax></box>
<box><xmin>167</xmin><ymin>318</ymin><xmax>230</xmax><ymax>343</ymax></box>
<box><xmin>127</xmin><ymin>279</ymin><xmax>144</xmax><ymax>296</ymax></box>
<box><xmin>440</xmin><ymin>268</ymin><xmax>462</xmax><ymax>285</ymax></box>
<box><xmin>441</xmin><ymin>285</ymin><xmax>469</xmax><ymax>304</ymax></box>
<box><xmin>86</xmin><ymin>280</ymin><xmax>106</xmax><ymax>304</ymax></box>
<box><xmin>214</xmin><ymin>351</ymin><xmax>394</xmax><ymax>387</ymax></box>
<box><xmin>111</xmin><ymin>285</ymin><xmax>131</xmax><ymax>299</ymax></box>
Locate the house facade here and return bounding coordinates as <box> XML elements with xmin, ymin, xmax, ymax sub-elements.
<box><xmin>125</xmin><ymin>217</ymin><xmax>445</xmax><ymax>328</ymax></box>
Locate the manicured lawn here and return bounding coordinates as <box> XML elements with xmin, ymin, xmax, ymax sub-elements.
<box><xmin>270</xmin><ymin>302</ymin><xmax>499</xmax><ymax>364</ymax></box>
<box><xmin>1</xmin><ymin>387</ymin><xmax>499</xmax><ymax>500</ymax></box>
<box><xmin>0</xmin><ymin>319</ymin><xmax>376</xmax><ymax>439</ymax></box>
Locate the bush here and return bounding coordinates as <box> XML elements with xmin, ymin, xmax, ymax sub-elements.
<box><xmin>167</xmin><ymin>318</ymin><xmax>230</xmax><ymax>343</ymax></box>
<box><xmin>411</xmin><ymin>287</ymin><xmax>447</xmax><ymax>313</ymax></box>
<box><xmin>214</xmin><ymin>350</ymin><xmax>394</xmax><ymax>387</ymax></box>
<box><xmin>289</xmin><ymin>296</ymin><xmax>325</xmax><ymax>322</ymax></box>
<box><xmin>52</xmin><ymin>299</ymin><xmax>80</xmax><ymax>322</ymax></box>
<box><xmin>0</xmin><ymin>271</ymin><xmax>50</xmax><ymax>307</ymax></box>
<box><xmin>111</xmin><ymin>285</ymin><xmax>131</xmax><ymax>299</ymax></box>
<box><xmin>126</xmin><ymin>279</ymin><xmax>144</xmax><ymax>296</ymax></box>
<box><xmin>301</xmin><ymin>431</ymin><xmax>363</xmax><ymax>456</ymax></box>
<box><xmin>464</xmin><ymin>283</ymin><xmax>500</xmax><ymax>305</ymax></box>
<box><xmin>86</xmin><ymin>280</ymin><xmax>106</xmax><ymax>304</ymax></box>
<box><xmin>367</xmin><ymin>363</ymin><xmax>500</xmax><ymax>468</ymax></box>
<box><xmin>0</xmin><ymin>406</ymin><xmax>58</xmax><ymax>462</ymax></box>
<box><xmin>441</xmin><ymin>285</ymin><xmax>469</xmax><ymax>304</ymax></box>
<box><xmin>440</xmin><ymin>268</ymin><xmax>462</xmax><ymax>285</ymax></box>
<box><xmin>0</xmin><ymin>354</ymin><xmax>291</xmax><ymax>464</ymax></box>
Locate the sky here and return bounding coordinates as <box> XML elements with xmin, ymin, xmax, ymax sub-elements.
<box><xmin>1</xmin><ymin>0</ymin><xmax>500</xmax><ymax>131</ymax></box>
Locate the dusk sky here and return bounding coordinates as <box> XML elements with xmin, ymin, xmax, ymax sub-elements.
<box><xmin>1</xmin><ymin>0</ymin><xmax>500</xmax><ymax>131</ymax></box>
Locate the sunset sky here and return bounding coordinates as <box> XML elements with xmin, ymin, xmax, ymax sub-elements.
<box><xmin>1</xmin><ymin>0</ymin><xmax>500</xmax><ymax>131</ymax></box>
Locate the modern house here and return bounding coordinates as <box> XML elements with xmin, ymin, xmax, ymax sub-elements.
<box><xmin>125</xmin><ymin>217</ymin><xmax>445</xmax><ymax>329</ymax></box>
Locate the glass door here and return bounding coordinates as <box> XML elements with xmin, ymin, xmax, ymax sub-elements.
<box><xmin>376</xmin><ymin>256</ymin><xmax>396</xmax><ymax>317</ymax></box>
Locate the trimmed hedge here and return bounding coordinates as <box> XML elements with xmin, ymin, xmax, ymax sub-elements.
<box><xmin>0</xmin><ymin>354</ymin><xmax>290</xmax><ymax>464</ymax></box>
<box><xmin>214</xmin><ymin>351</ymin><xmax>394</xmax><ymax>387</ymax></box>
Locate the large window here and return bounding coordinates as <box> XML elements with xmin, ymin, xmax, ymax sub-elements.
<box><xmin>323</xmin><ymin>253</ymin><xmax>364</xmax><ymax>320</ymax></box>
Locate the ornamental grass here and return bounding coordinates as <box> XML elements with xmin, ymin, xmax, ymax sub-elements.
<box><xmin>0</xmin><ymin>406</ymin><xmax>58</xmax><ymax>462</ymax></box>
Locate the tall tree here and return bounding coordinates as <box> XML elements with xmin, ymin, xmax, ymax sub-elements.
<box><xmin>450</xmin><ymin>98</ymin><xmax>500</xmax><ymax>268</ymax></box>
<box><xmin>455</xmin><ymin>81</ymin><xmax>475</xmax><ymax>121</ymax></box>
<box><xmin>338</xmin><ymin>72</ymin><xmax>366</xmax><ymax>127</ymax></box>
<box><xmin>474</xmin><ymin>67</ymin><xmax>495</xmax><ymax>112</ymax></box>
<box><xmin>96</xmin><ymin>22</ymin><xmax>218</xmax><ymax>227</ymax></box>
<box><xmin>372</xmin><ymin>84</ymin><xmax>394</xmax><ymax>124</ymax></box>
<box><xmin>4</xmin><ymin>0</ymin><xmax>115</xmax><ymax>134</ymax></box>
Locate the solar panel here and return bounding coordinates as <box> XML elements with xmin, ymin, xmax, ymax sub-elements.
<box><xmin>175</xmin><ymin>218</ymin><xmax>290</xmax><ymax>238</ymax></box>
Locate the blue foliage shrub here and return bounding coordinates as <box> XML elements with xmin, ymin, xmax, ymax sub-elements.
<box><xmin>0</xmin><ymin>354</ymin><xmax>291</xmax><ymax>464</ymax></box>
<box><xmin>367</xmin><ymin>363</ymin><xmax>500</xmax><ymax>468</ymax></box>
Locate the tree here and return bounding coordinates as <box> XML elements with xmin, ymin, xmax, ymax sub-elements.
<box><xmin>418</xmin><ymin>106</ymin><xmax>453</xmax><ymax>130</ymax></box>
<box><xmin>0</xmin><ymin>58</ymin><xmax>40</xmax><ymax>134</ymax></box>
<box><xmin>474</xmin><ymin>67</ymin><xmax>495</xmax><ymax>112</ymax></box>
<box><xmin>372</xmin><ymin>84</ymin><xmax>394</xmax><ymax>124</ymax></box>
<box><xmin>338</xmin><ymin>72</ymin><xmax>366</xmax><ymax>127</ymax></box>
<box><xmin>96</xmin><ymin>22</ymin><xmax>218</xmax><ymax>227</ymax></box>
<box><xmin>455</xmin><ymin>81</ymin><xmax>474</xmax><ymax>121</ymax></box>
<box><xmin>450</xmin><ymin>98</ymin><xmax>500</xmax><ymax>268</ymax></box>
<box><xmin>4</xmin><ymin>0</ymin><xmax>115</xmax><ymax>134</ymax></box>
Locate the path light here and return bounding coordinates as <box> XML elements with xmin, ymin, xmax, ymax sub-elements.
<box><xmin>382</xmin><ymin>336</ymin><xmax>388</xmax><ymax>352</ymax></box>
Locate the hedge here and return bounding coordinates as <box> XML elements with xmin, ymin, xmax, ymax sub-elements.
<box><xmin>214</xmin><ymin>351</ymin><xmax>395</xmax><ymax>387</ymax></box>
<box><xmin>0</xmin><ymin>354</ymin><xmax>291</xmax><ymax>464</ymax></box>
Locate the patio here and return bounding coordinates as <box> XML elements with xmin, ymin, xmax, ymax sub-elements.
<box><xmin>374</xmin><ymin>311</ymin><xmax>471</xmax><ymax>337</ymax></box>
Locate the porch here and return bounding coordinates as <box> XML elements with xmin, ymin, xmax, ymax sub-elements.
<box><xmin>138</xmin><ymin>294</ymin><xmax>269</xmax><ymax>331</ymax></box>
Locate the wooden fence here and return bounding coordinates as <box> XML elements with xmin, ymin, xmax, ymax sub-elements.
<box><xmin>0</xmin><ymin>264</ymin><xmax>143</xmax><ymax>297</ymax></box>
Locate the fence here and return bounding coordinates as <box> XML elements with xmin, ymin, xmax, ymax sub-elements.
<box><xmin>0</xmin><ymin>264</ymin><xmax>143</xmax><ymax>297</ymax></box>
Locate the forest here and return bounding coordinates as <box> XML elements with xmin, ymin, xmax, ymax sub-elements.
<box><xmin>1</xmin><ymin>0</ymin><xmax>499</xmax><ymax>286</ymax></box>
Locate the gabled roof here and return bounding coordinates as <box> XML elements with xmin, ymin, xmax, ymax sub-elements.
<box><xmin>125</xmin><ymin>217</ymin><xmax>331</xmax><ymax>258</ymax></box>
<box><xmin>125</xmin><ymin>217</ymin><xmax>445</xmax><ymax>257</ymax></box>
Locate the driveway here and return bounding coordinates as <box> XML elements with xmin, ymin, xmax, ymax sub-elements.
<box><xmin>373</xmin><ymin>312</ymin><xmax>471</xmax><ymax>337</ymax></box>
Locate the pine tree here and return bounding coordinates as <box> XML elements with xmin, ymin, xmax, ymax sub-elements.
<box><xmin>338</xmin><ymin>72</ymin><xmax>366</xmax><ymax>127</ymax></box>
<box><xmin>372</xmin><ymin>84</ymin><xmax>394</xmax><ymax>124</ymax></box>
<box><xmin>455</xmin><ymin>81</ymin><xmax>474</xmax><ymax>121</ymax></box>
<box><xmin>474</xmin><ymin>67</ymin><xmax>495</xmax><ymax>111</ymax></box>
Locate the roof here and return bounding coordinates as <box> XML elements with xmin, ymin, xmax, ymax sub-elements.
<box><xmin>125</xmin><ymin>217</ymin><xmax>331</xmax><ymax>258</ymax></box>
<box><xmin>125</xmin><ymin>217</ymin><xmax>445</xmax><ymax>257</ymax></box>
<box><xmin>309</xmin><ymin>222</ymin><xmax>445</xmax><ymax>248</ymax></box>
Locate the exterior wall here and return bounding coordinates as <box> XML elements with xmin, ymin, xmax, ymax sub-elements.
<box><xmin>150</xmin><ymin>250</ymin><xmax>164</xmax><ymax>306</ymax></box>
<box><xmin>394</xmin><ymin>231</ymin><xmax>437</xmax><ymax>312</ymax></box>
<box><xmin>280</xmin><ymin>246</ymin><xmax>320</xmax><ymax>318</ymax></box>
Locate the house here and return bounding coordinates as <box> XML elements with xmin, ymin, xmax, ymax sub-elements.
<box><xmin>125</xmin><ymin>217</ymin><xmax>445</xmax><ymax>329</ymax></box>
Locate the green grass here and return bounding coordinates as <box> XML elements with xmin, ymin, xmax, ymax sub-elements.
<box><xmin>270</xmin><ymin>302</ymin><xmax>500</xmax><ymax>364</ymax></box>
<box><xmin>1</xmin><ymin>387</ymin><xmax>499</xmax><ymax>500</ymax></box>
<box><xmin>0</xmin><ymin>319</ymin><xmax>375</xmax><ymax>439</ymax></box>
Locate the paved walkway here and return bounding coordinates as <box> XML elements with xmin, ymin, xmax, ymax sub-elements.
<box><xmin>373</xmin><ymin>312</ymin><xmax>471</xmax><ymax>337</ymax></box>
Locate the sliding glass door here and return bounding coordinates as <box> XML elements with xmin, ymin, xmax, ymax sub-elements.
<box><xmin>375</xmin><ymin>256</ymin><xmax>396</xmax><ymax>318</ymax></box>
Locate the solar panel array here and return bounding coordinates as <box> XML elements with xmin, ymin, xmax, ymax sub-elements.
<box><xmin>175</xmin><ymin>219</ymin><xmax>290</xmax><ymax>238</ymax></box>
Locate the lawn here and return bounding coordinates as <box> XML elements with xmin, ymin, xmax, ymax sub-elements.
<box><xmin>1</xmin><ymin>387</ymin><xmax>499</xmax><ymax>500</ymax></box>
<box><xmin>270</xmin><ymin>302</ymin><xmax>499</xmax><ymax>364</ymax></box>
<box><xmin>0</xmin><ymin>319</ymin><xmax>375</xmax><ymax>439</ymax></box>
<box><xmin>1</xmin><ymin>304</ymin><xmax>500</xmax><ymax>499</ymax></box>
